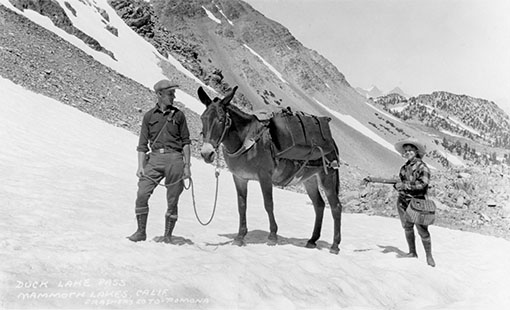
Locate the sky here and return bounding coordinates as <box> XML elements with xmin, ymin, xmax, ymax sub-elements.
<box><xmin>1</xmin><ymin>1</ymin><xmax>510</xmax><ymax>309</ymax></box>
<box><xmin>2</xmin><ymin>75</ymin><xmax>510</xmax><ymax>310</ymax></box>
<box><xmin>243</xmin><ymin>0</ymin><xmax>510</xmax><ymax>115</ymax></box>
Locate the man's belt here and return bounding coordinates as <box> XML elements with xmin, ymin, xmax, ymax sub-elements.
<box><xmin>152</xmin><ymin>148</ymin><xmax>179</xmax><ymax>154</ymax></box>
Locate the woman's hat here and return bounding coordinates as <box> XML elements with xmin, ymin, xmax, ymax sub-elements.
<box><xmin>394</xmin><ymin>138</ymin><xmax>427</xmax><ymax>156</ymax></box>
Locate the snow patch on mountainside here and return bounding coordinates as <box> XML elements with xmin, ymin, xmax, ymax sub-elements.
<box><xmin>314</xmin><ymin>99</ymin><xmax>399</xmax><ymax>154</ymax></box>
<box><xmin>365</xmin><ymin>101</ymin><xmax>403</xmax><ymax>123</ymax></box>
<box><xmin>448</xmin><ymin>117</ymin><xmax>481</xmax><ymax>136</ymax></box>
<box><xmin>243</xmin><ymin>44</ymin><xmax>288</xmax><ymax>84</ymax></box>
<box><xmin>439</xmin><ymin>150</ymin><xmax>466</xmax><ymax>167</ymax></box>
<box><xmin>203</xmin><ymin>6</ymin><xmax>221</xmax><ymax>24</ymax></box>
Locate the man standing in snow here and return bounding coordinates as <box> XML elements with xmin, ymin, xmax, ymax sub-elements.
<box><xmin>363</xmin><ymin>139</ymin><xmax>436</xmax><ymax>267</ymax></box>
<box><xmin>127</xmin><ymin>79</ymin><xmax>191</xmax><ymax>244</ymax></box>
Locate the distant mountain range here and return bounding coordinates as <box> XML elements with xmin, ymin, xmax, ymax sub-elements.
<box><xmin>355</xmin><ymin>85</ymin><xmax>410</xmax><ymax>98</ymax></box>
<box><xmin>372</xmin><ymin>92</ymin><xmax>510</xmax><ymax>150</ymax></box>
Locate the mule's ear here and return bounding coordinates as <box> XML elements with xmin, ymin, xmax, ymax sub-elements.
<box><xmin>197</xmin><ymin>86</ymin><xmax>212</xmax><ymax>106</ymax></box>
<box><xmin>220</xmin><ymin>86</ymin><xmax>238</xmax><ymax>106</ymax></box>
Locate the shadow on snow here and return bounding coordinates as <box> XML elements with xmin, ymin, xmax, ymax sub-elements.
<box><xmin>204</xmin><ymin>229</ymin><xmax>332</xmax><ymax>250</ymax></box>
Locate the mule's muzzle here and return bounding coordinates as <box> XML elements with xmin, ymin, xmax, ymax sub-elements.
<box><xmin>200</xmin><ymin>143</ymin><xmax>216</xmax><ymax>164</ymax></box>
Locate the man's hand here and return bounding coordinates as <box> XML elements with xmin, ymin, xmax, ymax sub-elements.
<box><xmin>136</xmin><ymin>167</ymin><xmax>145</xmax><ymax>178</ymax></box>
<box><xmin>136</xmin><ymin>152</ymin><xmax>147</xmax><ymax>178</ymax></box>
<box><xmin>183</xmin><ymin>165</ymin><xmax>191</xmax><ymax>179</ymax></box>
<box><xmin>394</xmin><ymin>182</ymin><xmax>404</xmax><ymax>191</ymax></box>
<box><xmin>182</xmin><ymin>145</ymin><xmax>191</xmax><ymax>179</ymax></box>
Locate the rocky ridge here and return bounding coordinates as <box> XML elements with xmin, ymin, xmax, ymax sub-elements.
<box><xmin>9</xmin><ymin>0</ymin><xmax>117</xmax><ymax>59</ymax></box>
<box><xmin>373</xmin><ymin>92</ymin><xmax>510</xmax><ymax>150</ymax></box>
<box><xmin>107</xmin><ymin>0</ymin><xmax>357</xmax><ymax>111</ymax></box>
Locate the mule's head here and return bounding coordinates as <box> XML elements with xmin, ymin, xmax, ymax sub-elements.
<box><xmin>198</xmin><ymin>86</ymin><xmax>238</xmax><ymax>163</ymax></box>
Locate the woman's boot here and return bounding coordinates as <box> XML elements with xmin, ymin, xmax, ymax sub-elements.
<box><xmin>402</xmin><ymin>229</ymin><xmax>418</xmax><ymax>258</ymax></box>
<box><xmin>127</xmin><ymin>214</ymin><xmax>148</xmax><ymax>242</ymax></box>
<box><xmin>422</xmin><ymin>238</ymin><xmax>436</xmax><ymax>267</ymax></box>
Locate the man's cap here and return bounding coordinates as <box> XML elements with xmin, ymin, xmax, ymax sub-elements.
<box><xmin>394</xmin><ymin>138</ymin><xmax>427</xmax><ymax>156</ymax></box>
<box><xmin>154</xmin><ymin>79</ymin><xmax>179</xmax><ymax>92</ymax></box>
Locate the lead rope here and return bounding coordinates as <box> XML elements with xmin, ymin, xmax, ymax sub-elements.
<box><xmin>190</xmin><ymin>116</ymin><xmax>229</xmax><ymax>225</ymax></box>
<box><xmin>143</xmin><ymin>165</ymin><xmax>220</xmax><ymax>226</ymax></box>
<box><xmin>141</xmin><ymin>148</ymin><xmax>221</xmax><ymax>226</ymax></box>
<box><xmin>191</xmin><ymin>159</ymin><xmax>220</xmax><ymax>226</ymax></box>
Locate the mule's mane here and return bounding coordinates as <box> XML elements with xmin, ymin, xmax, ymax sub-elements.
<box><xmin>225</xmin><ymin>104</ymin><xmax>257</xmax><ymax>122</ymax></box>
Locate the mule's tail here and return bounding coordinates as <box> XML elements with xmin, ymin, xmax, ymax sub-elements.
<box><xmin>334</xmin><ymin>166</ymin><xmax>340</xmax><ymax>195</ymax></box>
<box><xmin>332</xmin><ymin>142</ymin><xmax>341</xmax><ymax>195</ymax></box>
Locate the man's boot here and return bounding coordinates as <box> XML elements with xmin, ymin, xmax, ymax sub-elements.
<box><xmin>154</xmin><ymin>216</ymin><xmax>176</xmax><ymax>243</ymax></box>
<box><xmin>401</xmin><ymin>229</ymin><xmax>418</xmax><ymax>258</ymax></box>
<box><xmin>127</xmin><ymin>214</ymin><xmax>148</xmax><ymax>242</ymax></box>
<box><xmin>422</xmin><ymin>238</ymin><xmax>436</xmax><ymax>267</ymax></box>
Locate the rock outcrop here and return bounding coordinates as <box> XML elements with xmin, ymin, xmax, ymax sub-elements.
<box><xmin>9</xmin><ymin>0</ymin><xmax>117</xmax><ymax>59</ymax></box>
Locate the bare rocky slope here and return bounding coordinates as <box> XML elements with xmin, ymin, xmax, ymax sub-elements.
<box><xmin>107</xmin><ymin>0</ymin><xmax>430</xmax><ymax>175</ymax></box>
<box><xmin>1</xmin><ymin>2</ymin><xmax>509</xmax><ymax>240</ymax></box>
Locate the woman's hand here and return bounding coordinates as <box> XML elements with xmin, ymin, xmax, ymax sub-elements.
<box><xmin>394</xmin><ymin>182</ymin><xmax>404</xmax><ymax>191</ymax></box>
<box><xmin>361</xmin><ymin>176</ymin><xmax>371</xmax><ymax>186</ymax></box>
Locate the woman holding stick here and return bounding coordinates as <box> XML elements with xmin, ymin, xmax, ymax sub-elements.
<box><xmin>363</xmin><ymin>139</ymin><xmax>435</xmax><ymax>267</ymax></box>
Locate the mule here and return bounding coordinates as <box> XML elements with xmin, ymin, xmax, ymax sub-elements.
<box><xmin>198</xmin><ymin>86</ymin><xmax>343</xmax><ymax>254</ymax></box>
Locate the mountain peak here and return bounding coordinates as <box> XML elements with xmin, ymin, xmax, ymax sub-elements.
<box><xmin>367</xmin><ymin>85</ymin><xmax>383</xmax><ymax>97</ymax></box>
<box><xmin>387</xmin><ymin>86</ymin><xmax>409</xmax><ymax>98</ymax></box>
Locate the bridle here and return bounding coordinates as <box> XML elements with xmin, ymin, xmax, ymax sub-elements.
<box><xmin>203</xmin><ymin>105</ymin><xmax>231</xmax><ymax>151</ymax></box>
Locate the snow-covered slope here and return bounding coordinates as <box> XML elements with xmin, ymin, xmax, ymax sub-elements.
<box><xmin>2</xmin><ymin>76</ymin><xmax>510</xmax><ymax>309</ymax></box>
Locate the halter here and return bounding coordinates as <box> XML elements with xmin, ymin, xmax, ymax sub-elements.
<box><xmin>203</xmin><ymin>107</ymin><xmax>231</xmax><ymax>151</ymax></box>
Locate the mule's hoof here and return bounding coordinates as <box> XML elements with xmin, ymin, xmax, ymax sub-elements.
<box><xmin>232</xmin><ymin>239</ymin><xmax>246</xmax><ymax>247</ymax></box>
<box><xmin>266</xmin><ymin>239</ymin><xmax>277</xmax><ymax>246</ymax></box>
<box><xmin>329</xmin><ymin>247</ymin><xmax>340</xmax><ymax>255</ymax></box>
<box><xmin>305</xmin><ymin>241</ymin><xmax>317</xmax><ymax>249</ymax></box>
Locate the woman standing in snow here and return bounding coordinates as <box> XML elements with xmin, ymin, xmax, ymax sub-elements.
<box><xmin>363</xmin><ymin>139</ymin><xmax>436</xmax><ymax>267</ymax></box>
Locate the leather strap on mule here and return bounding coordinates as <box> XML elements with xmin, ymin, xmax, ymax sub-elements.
<box><xmin>224</xmin><ymin>125</ymin><xmax>269</xmax><ymax>158</ymax></box>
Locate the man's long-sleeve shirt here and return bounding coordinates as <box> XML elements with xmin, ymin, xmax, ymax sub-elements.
<box><xmin>137</xmin><ymin>105</ymin><xmax>191</xmax><ymax>153</ymax></box>
<box><xmin>398</xmin><ymin>157</ymin><xmax>430</xmax><ymax>198</ymax></box>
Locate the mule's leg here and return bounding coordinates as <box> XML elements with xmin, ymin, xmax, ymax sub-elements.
<box><xmin>232</xmin><ymin>175</ymin><xmax>249</xmax><ymax>246</ymax></box>
<box><xmin>321</xmin><ymin>170</ymin><xmax>343</xmax><ymax>254</ymax></box>
<box><xmin>303</xmin><ymin>176</ymin><xmax>325</xmax><ymax>249</ymax></box>
<box><xmin>259</xmin><ymin>175</ymin><xmax>278</xmax><ymax>245</ymax></box>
